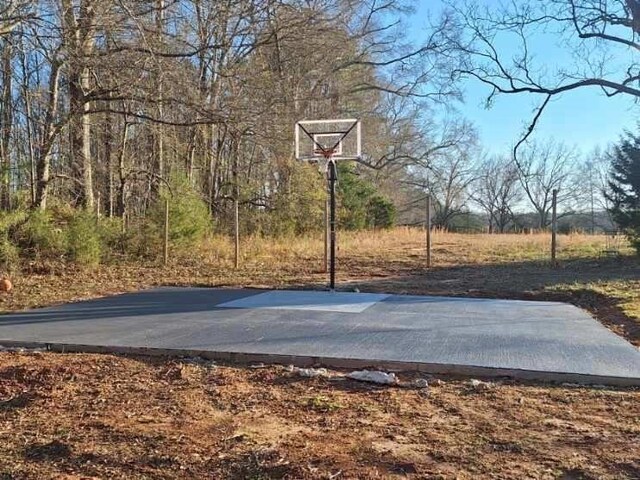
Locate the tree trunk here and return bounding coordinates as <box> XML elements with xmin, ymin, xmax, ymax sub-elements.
<box><xmin>69</xmin><ymin>65</ymin><xmax>94</xmax><ymax>208</ymax></box>
<box><xmin>187</xmin><ymin>128</ymin><xmax>196</xmax><ymax>183</ymax></box>
<box><xmin>63</xmin><ymin>0</ymin><xmax>95</xmax><ymax>209</ymax></box>
<box><xmin>151</xmin><ymin>0</ymin><xmax>165</xmax><ymax>199</ymax></box>
<box><xmin>0</xmin><ymin>39</ymin><xmax>12</xmax><ymax>210</ymax></box>
<box><xmin>116</xmin><ymin>121</ymin><xmax>129</xmax><ymax>217</ymax></box>
<box><xmin>106</xmin><ymin>123</ymin><xmax>113</xmax><ymax>216</ymax></box>
<box><xmin>34</xmin><ymin>62</ymin><xmax>61</xmax><ymax>210</ymax></box>
<box><xmin>24</xmin><ymin>75</ymin><xmax>36</xmax><ymax>204</ymax></box>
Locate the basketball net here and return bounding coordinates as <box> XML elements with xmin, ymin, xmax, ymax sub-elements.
<box><xmin>314</xmin><ymin>147</ymin><xmax>337</xmax><ymax>174</ymax></box>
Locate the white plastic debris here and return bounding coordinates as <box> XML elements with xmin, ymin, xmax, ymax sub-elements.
<box><xmin>347</xmin><ymin>370</ymin><xmax>398</xmax><ymax>385</ymax></box>
<box><xmin>294</xmin><ymin>367</ymin><xmax>328</xmax><ymax>378</ymax></box>
<box><xmin>249</xmin><ymin>363</ymin><xmax>266</xmax><ymax>369</ymax></box>
<box><xmin>0</xmin><ymin>345</ymin><xmax>45</xmax><ymax>353</ymax></box>
<box><xmin>468</xmin><ymin>379</ymin><xmax>492</xmax><ymax>390</ymax></box>
<box><xmin>411</xmin><ymin>378</ymin><xmax>429</xmax><ymax>389</ymax></box>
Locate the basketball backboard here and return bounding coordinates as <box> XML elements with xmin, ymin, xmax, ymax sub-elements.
<box><xmin>294</xmin><ymin>118</ymin><xmax>362</xmax><ymax>291</ymax></box>
<box><xmin>295</xmin><ymin>119</ymin><xmax>361</xmax><ymax>161</ymax></box>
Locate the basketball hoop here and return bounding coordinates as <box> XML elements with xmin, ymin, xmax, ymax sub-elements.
<box><xmin>314</xmin><ymin>147</ymin><xmax>339</xmax><ymax>159</ymax></box>
<box><xmin>294</xmin><ymin>119</ymin><xmax>363</xmax><ymax>291</ymax></box>
<box><xmin>295</xmin><ymin>119</ymin><xmax>361</xmax><ymax>162</ymax></box>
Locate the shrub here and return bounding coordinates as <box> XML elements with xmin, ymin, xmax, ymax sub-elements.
<box><xmin>0</xmin><ymin>210</ymin><xmax>27</xmax><ymax>235</ymax></box>
<box><xmin>264</xmin><ymin>162</ymin><xmax>325</xmax><ymax>236</ymax></box>
<box><xmin>367</xmin><ymin>195</ymin><xmax>396</xmax><ymax>229</ymax></box>
<box><xmin>0</xmin><ymin>237</ymin><xmax>19</xmax><ymax>272</ymax></box>
<box><xmin>162</xmin><ymin>194</ymin><xmax>210</xmax><ymax>247</ymax></box>
<box><xmin>123</xmin><ymin>219</ymin><xmax>160</xmax><ymax>259</ymax></box>
<box><xmin>337</xmin><ymin>162</ymin><xmax>376</xmax><ymax>230</ymax></box>
<box><xmin>96</xmin><ymin>217</ymin><xmax>126</xmax><ymax>260</ymax></box>
<box><xmin>13</xmin><ymin>210</ymin><xmax>67</xmax><ymax>260</ymax></box>
<box><xmin>142</xmin><ymin>183</ymin><xmax>212</xmax><ymax>258</ymax></box>
<box><xmin>67</xmin><ymin>211</ymin><xmax>102</xmax><ymax>267</ymax></box>
<box><xmin>0</xmin><ymin>210</ymin><xmax>26</xmax><ymax>271</ymax></box>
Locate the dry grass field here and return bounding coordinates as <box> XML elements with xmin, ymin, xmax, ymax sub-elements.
<box><xmin>1</xmin><ymin>228</ymin><xmax>639</xmax><ymax>479</ymax></box>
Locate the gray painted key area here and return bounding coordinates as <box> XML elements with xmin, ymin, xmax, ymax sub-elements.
<box><xmin>217</xmin><ymin>290</ymin><xmax>391</xmax><ymax>313</ymax></box>
<box><xmin>1</xmin><ymin>287</ymin><xmax>640</xmax><ymax>384</ymax></box>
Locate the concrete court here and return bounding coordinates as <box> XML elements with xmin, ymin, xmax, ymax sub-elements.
<box><xmin>1</xmin><ymin>287</ymin><xmax>640</xmax><ymax>385</ymax></box>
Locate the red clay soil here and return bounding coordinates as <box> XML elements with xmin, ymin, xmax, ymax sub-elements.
<box><xmin>1</xmin><ymin>351</ymin><xmax>639</xmax><ymax>479</ymax></box>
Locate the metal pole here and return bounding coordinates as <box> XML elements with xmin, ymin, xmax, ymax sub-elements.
<box><xmin>328</xmin><ymin>160</ymin><xmax>337</xmax><ymax>290</ymax></box>
<box><xmin>551</xmin><ymin>189</ymin><xmax>558</xmax><ymax>264</ymax></box>
<box><xmin>323</xmin><ymin>197</ymin><xmax>329</xmax><ymax>273</ymax></box>
<box><xmin>426</xmin><ymin>195</ymin><xmax>432</xmax><ymax>268</ymax></box>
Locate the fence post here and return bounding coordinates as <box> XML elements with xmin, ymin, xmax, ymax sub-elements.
<box><xmin>163</xmin><ymin>197</ymin><xmax>169</xmax><ymax>265</ymax></box>
<box><xmin>233</xmin><ymin>147</ymin><xmax>240</xmax><ymax>270</ymax></box>
<box><xmin>234</xmin><ymin>196</ymin><xmax>239</xmax><ymax>269</ymax></box>
<box><xmin>551</xmin><ymin>189</ymin><xmax>557</xmax><ymax>264</ymax></box>
<box><xmin>426</xmin><ymin>195</ymin><xmax>432</xmax><ymax>268</ymax></box>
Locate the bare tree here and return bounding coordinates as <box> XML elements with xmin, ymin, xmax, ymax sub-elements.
<box><xmin>0</xmin><ymin>35</ymin><xmax>13</xmax><ymax>209</ymax></box>
<box><xmin>0</xmin><ymin>0</ymin><xmax>477</xmax><ymax>244</ymax></box>
<box><xmin>61</xmin><ymin>0</ymin><xmax>101</xmax><ymax>208</ymax></box>
<box><xmin>416</xmin><ymin>130</ymin><xmax>479</xmax><ymax>229</ymax></box>
<box><xmin>0</xmin><ymin>0</ymin><xmax>33</xmax><ymax>36</ymax></box>
<box><xmin>436</xmin><ymin>0</ymin><xmax>640</xmax><ymax>156</ymax></box>
<box><xmin>577</xmin><ymin>146</ymin><xmax>621</xmax><ymax>231</ymax></box>
<box><xmin>471</xmin><ymin>155</ymin><xmax>521</xmax><ymax>232</ymax></box>
<box><xmin>515</xmin><ymin>140</ymin><xmax>579</xmax><ymax>229</ymax></box>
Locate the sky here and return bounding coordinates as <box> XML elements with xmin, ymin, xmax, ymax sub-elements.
<box><xmin>406</xmin><ymin>2</ymin><xmax>639</xmax><ymax>156</ymax></box>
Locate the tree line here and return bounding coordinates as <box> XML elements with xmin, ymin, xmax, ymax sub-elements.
<box><xmin>0</xmin><ymin>0</ymin><xmax>459</xmax><ymax>236</ymax></box>
<box><xmin>395</xmin><ymin>137</ymin><xmax>618</xmax><ymax>234</ymax></box>
<box><xmin>0</xmin><ymin>0</ymin><xmax>638</xmax><ymax>248</ymax></box>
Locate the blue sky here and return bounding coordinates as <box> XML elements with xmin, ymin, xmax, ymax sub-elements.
<box><xmin>406</xmin><ymin>2</ymin><xmax>639</xmax><ymax>156</ymax></box>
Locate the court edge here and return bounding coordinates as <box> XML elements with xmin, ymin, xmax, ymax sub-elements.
<box><xmin>1</xmin><ymin>339</ymin><xmax>639</xmax><ymax>388</ymax></box>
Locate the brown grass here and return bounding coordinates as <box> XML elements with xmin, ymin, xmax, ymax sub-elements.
<box><xmin>203</xmin><ymin>228</ymin><xmax>632</xmax><ymax>267</ymax></box>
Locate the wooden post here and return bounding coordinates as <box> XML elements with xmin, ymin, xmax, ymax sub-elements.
<box><xmin>426</xmin><ymin>195</ymin><xmax>432</xmax><ymax>268</ymax></box>
<box><xmin>96</xmin><ymin>192</ymin><xmax>101</xmax><ymax>220</ymax></box>
<box><xmin>234</xmin><ymin>196</ymin><xmax>239</xmax><ymax>269</ymax></box>
<box><xmin>109</xmin><ymin>170</ymin><xmax>114</xmax><ymax>218</ymax></box>
<box><xmin>233</xmin><ymin>142</ymin><xmax>240</xmax><ymax>270</ymax></box>
<box><xmin>163</xmin><ymin>197</ymin><xmax>169</xmax><ymax>265</ymax></box>
<box><xmin>551</xmin><ymin>189</ymin><xmax>557</xmax><ymax>264</ymax></box>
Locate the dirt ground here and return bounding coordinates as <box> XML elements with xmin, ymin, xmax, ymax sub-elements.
<box><xmin>1</xmin><ymin>351</ymin><xmax>639</xmax><ymax>479</ymax></box>
<box><xmin>1</xmin><ymin>231</ymin><xmax>639</xmax><ymax>478</ymax></box>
